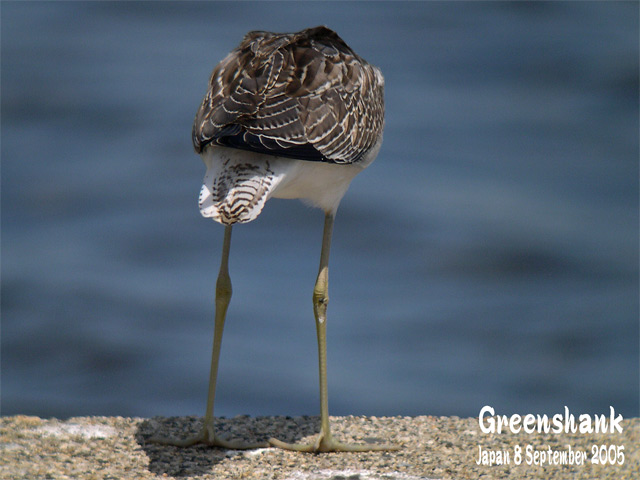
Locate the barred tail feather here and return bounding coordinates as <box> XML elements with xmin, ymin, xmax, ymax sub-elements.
<box><xmin>199</xmin><ymin>147</ymin><xmax>284</xmax><ymax>225</ymax></box>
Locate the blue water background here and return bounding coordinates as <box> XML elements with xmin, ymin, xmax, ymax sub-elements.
<box><xmin>2</xmin><ymin>1</ymin><xmax>638</xmax><ymax>419</ymax></box>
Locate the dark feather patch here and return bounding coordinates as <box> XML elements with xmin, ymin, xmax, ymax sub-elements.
<box><xmin>192</xmin><ymin>26</ymin><xmax>384</xmax><ymax>165</ymax></box>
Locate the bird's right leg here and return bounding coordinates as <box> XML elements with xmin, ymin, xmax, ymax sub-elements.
<box><xmin>150</xmin><ymin>225</ymin><xmax>267</xmax><ymax>449</ymax></box>
<box><xmin>269</xmin><ymin>213</ymin><xmax>399</xmax><ymax>452</ymax></box>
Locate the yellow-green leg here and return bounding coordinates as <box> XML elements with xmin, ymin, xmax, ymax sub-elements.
<box><xmin>150</xmin><ymin>225</ymin><xmax>268</xmax><ymax>449</ymax></box>
<box><xmin>269</xmin><ymin>213</ymin><xmax>399</xmax><ymax>453</ymax></box>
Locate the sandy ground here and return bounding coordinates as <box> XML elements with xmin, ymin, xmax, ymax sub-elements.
<box><xmin>0</xmin><ymin>415</ymin><xmax>637</xmax><ymax>479</ymax></box>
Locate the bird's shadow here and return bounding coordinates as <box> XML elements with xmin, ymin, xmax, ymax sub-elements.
<box><xmin>136</xmin><ymin>415</ymin><xmax>320</xmax><ymax>477</ymax></box>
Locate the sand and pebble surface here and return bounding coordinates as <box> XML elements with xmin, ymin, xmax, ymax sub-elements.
<box><xmin>1</xmin><ymin>414</ymin><xmax>637</xmax><ymax>479</ymax></box>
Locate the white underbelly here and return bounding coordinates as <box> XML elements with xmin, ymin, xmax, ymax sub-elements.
<box><xmin>271</xmin><ymin>160</ymin><xmax>364</xmax><ymax>213</ymax></box>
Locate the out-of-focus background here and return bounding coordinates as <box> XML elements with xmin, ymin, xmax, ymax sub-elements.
<box><xmin>2</xmin><ymin>2</ymin><xmax>638</xmax><ymax>420</ymax></box>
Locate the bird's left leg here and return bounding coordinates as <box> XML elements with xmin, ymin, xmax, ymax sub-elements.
<box><xmin>269</xmin><ymin>213</ymin><xmax>399</xmax><ymax>453</ymax></box>
<box><xmin>150</xmin><ymin>225</ymin><xmax>268</xmax><ymax>449</ymax></box>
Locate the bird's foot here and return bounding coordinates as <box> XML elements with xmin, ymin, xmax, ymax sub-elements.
<box><xmin>268</xmin><ymin>430</ymin><xmax>399</xmax><ymax>453</ymax></box>
<box><xmin>149</xmin><ymin>420</ymin><xmax>269</xmax><ymax>449</ymax></box>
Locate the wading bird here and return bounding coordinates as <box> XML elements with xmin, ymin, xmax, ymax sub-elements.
<box><xmin>153</xmin><ymin>26</ymin><xmax>393</xmax><ymax>453</ymax></box>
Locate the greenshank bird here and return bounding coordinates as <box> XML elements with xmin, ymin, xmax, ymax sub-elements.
<box><xmin>153</xmin><ymin>25</ymin><xmax>393</xmax><ymax>453</ymax></box>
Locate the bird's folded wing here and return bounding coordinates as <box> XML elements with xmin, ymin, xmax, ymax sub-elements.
<box><xmin>192</xmin><ymin>27</ymin><xmax>384</xmax><ymax>166</ymax></box>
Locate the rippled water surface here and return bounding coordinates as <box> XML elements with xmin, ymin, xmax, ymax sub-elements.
<box><xmin>2</xmin><ymin>2</ymin><xmax>638</xmax><ymax>419</ymax></box>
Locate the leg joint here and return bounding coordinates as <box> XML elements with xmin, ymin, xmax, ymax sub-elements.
<box><xmin>216</xmin><ymin>272</ymin><xmax>232</xmax><ymax>300</ymax></box>
<box><xmin>313</xmin><ymin>289</ymin><xmax>329</xmax><ymax>306</ymax></box>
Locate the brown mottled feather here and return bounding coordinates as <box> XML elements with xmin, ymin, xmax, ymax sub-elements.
<box><xmin>192</xmin><ymin>26</ymin><xmax>384</xmax><ymax>164</ymax></box>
